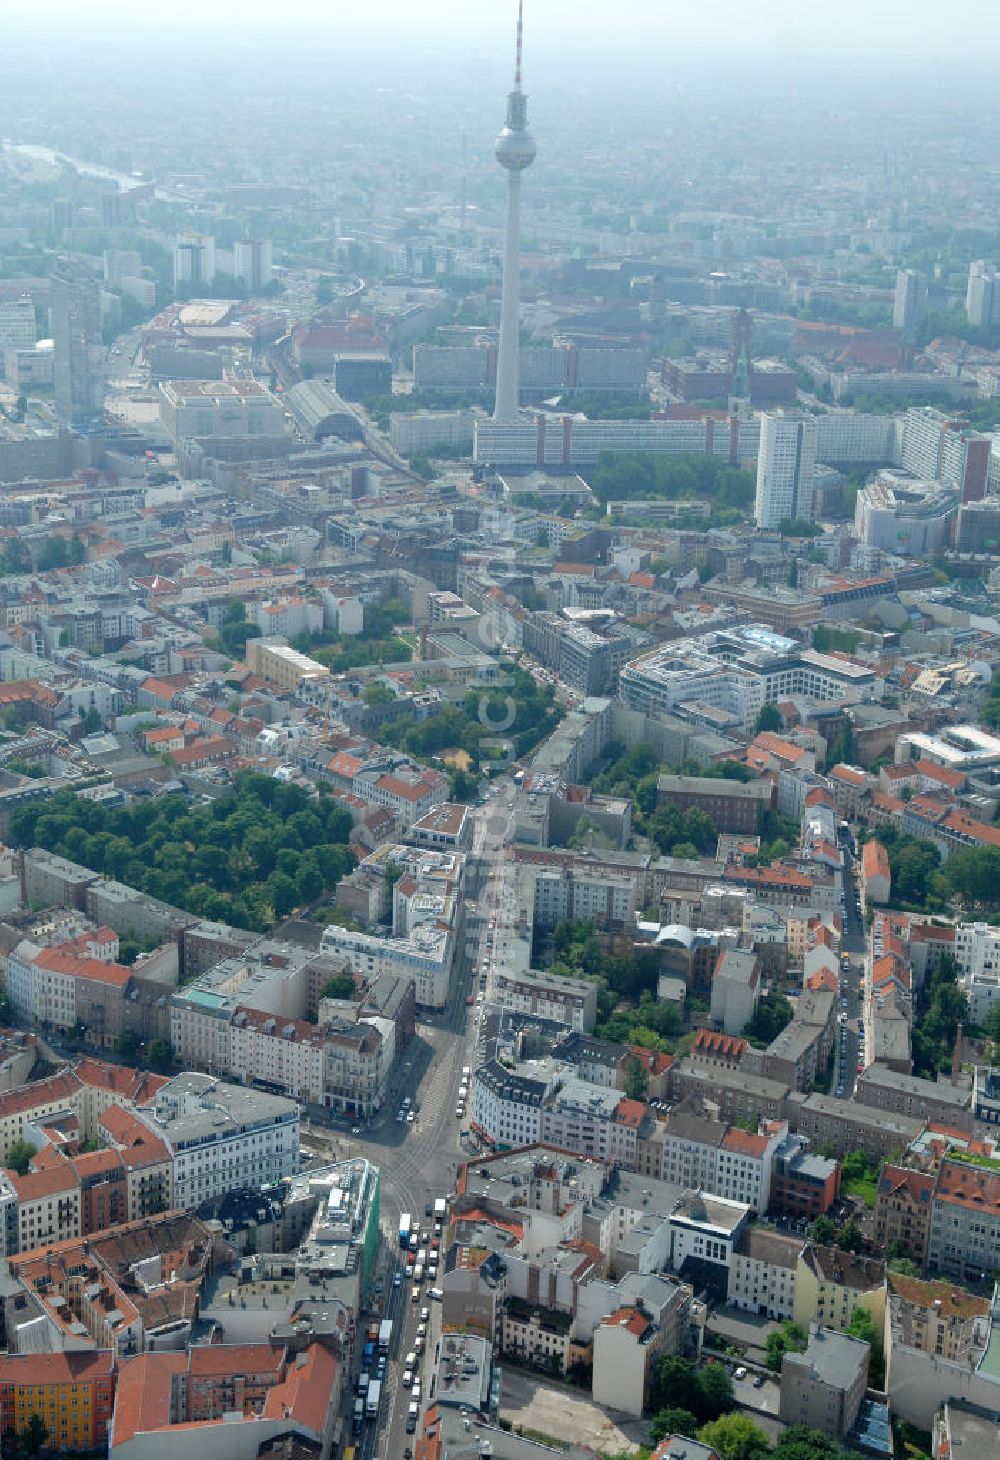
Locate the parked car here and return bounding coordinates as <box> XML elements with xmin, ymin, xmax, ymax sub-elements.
<box><xmin>753</xmin><ymin>1374</ymin><xmax>766</xmax><ymax>1388</ymax></box>
<box><xmin>734</xmin><ymin>1366</ymin><xmax>748</xmax><ymax>1381</ymax></box>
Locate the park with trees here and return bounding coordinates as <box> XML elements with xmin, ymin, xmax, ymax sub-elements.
<box><xmin>7</xmin><ymin>773</ymin><xmax>355</xmax><ymax>935</ymax></box>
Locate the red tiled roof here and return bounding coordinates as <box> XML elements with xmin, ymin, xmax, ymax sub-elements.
<box><xmin>0</xmin><ymin>1069</ymin><xmax>81</xmax><ymax>1121</ymax></box>
<box><xmin>603</xmin><ymin>1305</ymin><xmax>651</xmax><ymax>1339</ymax></box>
<box><xmin>914</xmin><ymin>759</ymin><xmax>965</xmax><ymax>789</ymax></box>
<box><xmin>944</xmin><ymin>810</ymin><xmax>1000</xmax><ymax>849</ymax></box>
<box><xmin>0</xmin><ymin>1350</ymin><xmax>114</xmax><ymax>1386</ymax></box>
<box><xmin>628</xmin><ymin>1046</ymin><xmax>673</xmax><ymax>1076</ymax></box>
<box><xmin>615</xmin><ymin>1098</ymin><xmax>646</xmax><ymax>1128</ymax></box>
<box><xmin>722</xmin><ymin>1127</ymin><xmax>769</xmax><ymax>1157</ymax></box>
<box><xmin>863</xmin><ymin>840</ymin><xmax>890</xmax><ymax>879</ymax></box>
<box><xmin>32</xmin><ymin>947</ymin><xmax>131</xmax><ymax>987</ymax></box>
<box><xmin>692</xmin><ymin>1028</ymin><xmax>747</xmax><ymax>1060</ymax></box>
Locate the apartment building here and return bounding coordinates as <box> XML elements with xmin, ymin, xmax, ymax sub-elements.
<box><xmin>6</xmin><ymin>938</ymin><xmax>132</xmax><ymax>1048</ymax></box>
<box><xmin>591</xmin><ymin>1303</ymin><xmax>665</xmax><ymax>1418</ymax></box>
<box><xmin>784</xmin><ymin>1091</ymin><xmax>924</xmax><ymax>1160</ymax></box>
<box><xmin>109</xmin><ymin>1342</ymin><xmax>339</xmax><ymax>1460</ymax></box>
<box><xmin>529</xmin><ymin>863</ymin><xmax>637</xmax><ymax>934</ymax></box>
<box><xmin>669</xmin><ymin>1191</ymin><xmax>749</xmax><ymax>1301</ymax></box>
<box><xmin>0</xmin><ymin>1158</ymin><xmax>82</xmax><ymax>1254</ymax></box>
<box><xmin>0</xmin><ymin>1351</ymin><xmax>115</xmax><ymax>1453</ymax></box>
<box><xmin>493</xmin><ymin>967</ymin><xmax>599</xmax><ymax>1033</ymax></box>
<box><xmin>321</xmin><ymin>843</ymin><xmax>461</xmax><ymax>1008</ymax></box>
<box><xmin>710</xmin><ymin>948</ymin><xmax>762</xmax><ymax>1036</ymax></box>
<box><xmin>926</xmin><ymin>1156</ymin><xmax>1000</xmax><ymax>1283</ymax></box>
<box><xmin>853</xmin><ymin>1066</ymin><xmax>974</xmax><ymax>1134</ymax></box>
<box><xmin>98</xmin><ymin>1105</ymin><xmax>173</xmax><ymax>1221</ymax></box>
<box><xmin>874</xmin><ymin>1164</ymin><xmax>935</xmax><ymax>1268</ymax></box>
<box><xmin>660</xmin><ymin>1111</ymin><xmax>725</xmax><ymax>1192</ymax></box>
<box><xmin>749</xmin><ymin>988</ymin><xmax>836</xmax><ymax>1091</ymax></box>
<box><xmin>657</xmin><ymin>773</ymin><xmax>773</xmax><ymax>834</ymax></box>
<box><xmin>669</xmin><ymin>1060</ymin><xmax>790</xmax><ymax>1127</ymax></box>
<box><xmin>780</xmin><ymin>1327</ymin><xmax>869</xmax><ymax>1438</ymax></box>
<box><xmin>770</xmin><ymin>1131</ymin><xmax>840</xmax><ymax>1219</ymax></box>
<box><xmin>320</xmin><ymin>919</ymin><xmax>454</xmax><ymax>1010</ymax></box>
<box><xmin>658</xmin><ymin>1113</ymin><xmax>780</xmax><ymax>1214</ymax></box>
<box><xmin>729</xmin><ymin>1225</ymin><xmax>803</xmax><ymax>1320</ymax></box>
<box><xmin>793</xmin><ymin>1244</ymin><xmax>887</xmax><ymax>1335</ymax></box>
<box><xmin>471</xmin><ymin>1060</ymin><xmax>550</xmax><ymax>1149</ymax></box>
<box><xmin>886</xmin><ymin>1273</ymin><xmax>997</xmax><ymax>1429</ymax></box>
<box><xmin>134</xmin><ymin>1073</ymin><xmax>299</xmax><ymax>1210</ymax></box>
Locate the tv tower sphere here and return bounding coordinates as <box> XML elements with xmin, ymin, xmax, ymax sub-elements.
<box><xmin>495</xmin><ymin>104</ymin><xmax>536</xmax><ymax>172</ymax></box>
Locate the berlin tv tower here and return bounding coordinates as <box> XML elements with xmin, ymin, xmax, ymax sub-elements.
<box><xmin>493</xmin><ymin>1</ymin><xmax>536</xmax><ymax>422</ymax></box>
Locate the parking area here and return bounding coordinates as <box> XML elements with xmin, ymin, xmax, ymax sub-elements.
<box><xmin>732</xmin><ymin>1368</ymin><xmax>781</xmax><ymax>1414</ymax></box>
<box><xmin>500</xmin><ymin>1370</ymin><xmax>649</xmax><ymax>1455</ymax></box>
<box><xmin>706</xmin><ymin>1304</ymin><xmax>777</xmax><ymax>1356</ymax></box>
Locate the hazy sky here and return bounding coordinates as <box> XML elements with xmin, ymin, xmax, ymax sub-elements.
<box><xmin>10</xmin><ymin>0</ymin><xmax>1000</xmax><ymax>63</ymax></box>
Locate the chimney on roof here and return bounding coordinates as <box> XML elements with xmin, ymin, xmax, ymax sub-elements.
<box><xmin>951</xmin><ymin>1022</ymin><xmax>963</xmax><ymax>1086</ymax></box>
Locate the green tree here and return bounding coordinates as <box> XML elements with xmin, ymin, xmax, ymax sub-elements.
<box><xmin>772</xmin><ymin>1426</ymin><xmax>843</xmax><ymax>1460</ymax></box>
<box><xmin>7</xmin><ymin>1141</ymin><xmax>34</xmax><ymax>1176</ymax></box>
<box><xmin>146</xmin><ymin>1038</ymin><xmax>174</xmax><ymax>1072</ymax></box>
<box><xmin>944</xmin><ymin>846</ymin><xmax>1000</xmax><ymax>908</ymax></box>
<box><xmin>696</xmin><ymin>1414</ymin><xmax>769</xmax><ymax>1460</ymax></box>
<box><xmin>766</xmin><ymin>1320</ymin><xmax>808</xmax><ymax>1372</ymax></box>
<box><xmin>744</xmin><ymin>992</ymin><xmax>794</xmax><ymax>1047</ymax></box>
<box><xmin>888</xmin><ymin>1255</ymin><xmax>921</xmax><ymax>1277</ymax></box>
<box><xmin>650</xmin><ymin>1355</ymin><xmax>698</xmax><ymax>1415</ymax></box>
<box><xmin>847</xmin><ymin>1305</ymin><xmax>884</xmax><ymax>1386</ymax></box>
<box><xmin>24</xmin><ymin>1412</ymin><xmax>48</xmax><ymax>1457</ymax></box>
<box><xmin>363</xmin><ymin>681</ymin><xmax>396</xmax><ymax>707</ymax></box>
<box><xmin>114</xmin><ymin>1029</ymin><xmax>140</xmax><ymax>1061</ymax></box>
<box><xmin>697</xmin><ymin>1362</ymin><xmax>735</xmax><ymax>1420</ymax></box>
<box><xmin>622</xmin><ymin>1054</ymin><xmax>649</xmax><ymax>1102</ymax></box>
<box><xmin>320</xmin><ymin>972</ymin><xmax>356</xmax><ymax>1001</ymax></box>
<box><xmin>296</xmin><ymin>859</ymin><xmax>324</xmax><ymax>903</ymax></box>
<box><xmin>650</xmin><ymin>1407</ymin><xmax>700</xmax><ymax>1443</ymax></box>
<box><xmin>808</xmin><ymin>1214</ymin><xmax>839</xmax><ymax>1245</ymax></box>
<box><xmin>755</xmin><ymin>703</ymin><xmax>783</xmax><ymax>734</ymax></box>
<box><xmin>267</xmin><ymin>871</ymin><xmax>298</xmax><ymax>918</ymax></box>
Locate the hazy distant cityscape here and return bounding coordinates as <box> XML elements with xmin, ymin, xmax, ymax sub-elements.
<box><xmin>0</xmin><ymin>7</ymin><xmax>999</xmax><ymax>1460</ymax></box>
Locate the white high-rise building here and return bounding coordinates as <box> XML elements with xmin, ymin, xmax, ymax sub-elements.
<box><xmin>966</xmin><ymin>260</ymin><xmax>998</xmax><ymax>328</ymax></box>
<box><xmin>493</xmin><ymin>2</ymin><xmax>536</xmax><ymax>422</ymax></box>
<box><xmin>754</xmin><ymin>410</ymin><xmax>818</xmax><ymax>529</ymax></box>
<box><xmin>173</xmin><ymin>232</ymin><xmax>216</xmax><ymax>289</ymax></box>
<box><xmin>0</xmin><ymin>298</ymin><xmax>36</xmax><ymax>353</ymax></box>
<box><xmin>893</xmin><ymin>268</ymin><xmax>927</xmax><ymax>333</ymax></box>
<box><xmin>233</xmin><ymin>239</ymin><xmax>273</xmax><ymax>292</ymax></box>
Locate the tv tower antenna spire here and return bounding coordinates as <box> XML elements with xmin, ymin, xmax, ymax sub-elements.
<box><xmin>493</xmin><ymin>1</ymin><xmax>536</xmax><ymax>422</ymax></box>
<box><xmin>515</xmin><ymin>0</ymin><xmax>524</xmax><ymax>89</ymax></box>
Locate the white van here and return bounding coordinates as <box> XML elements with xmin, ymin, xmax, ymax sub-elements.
<box><xmin>402</xmin><ymin>1369</ymin><xmax>413</xmax><ymax>1388</ymax></box>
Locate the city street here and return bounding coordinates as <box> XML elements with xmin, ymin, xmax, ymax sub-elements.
<box><xmin>312</xmin><ymin>780</ymin><xmax>516</xmax><ymax>1456</ymax></box>
<box><xmin>836</xmin><ymin>843</ymin><xmax>868</xmax><ymax>1098</ymax></box>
